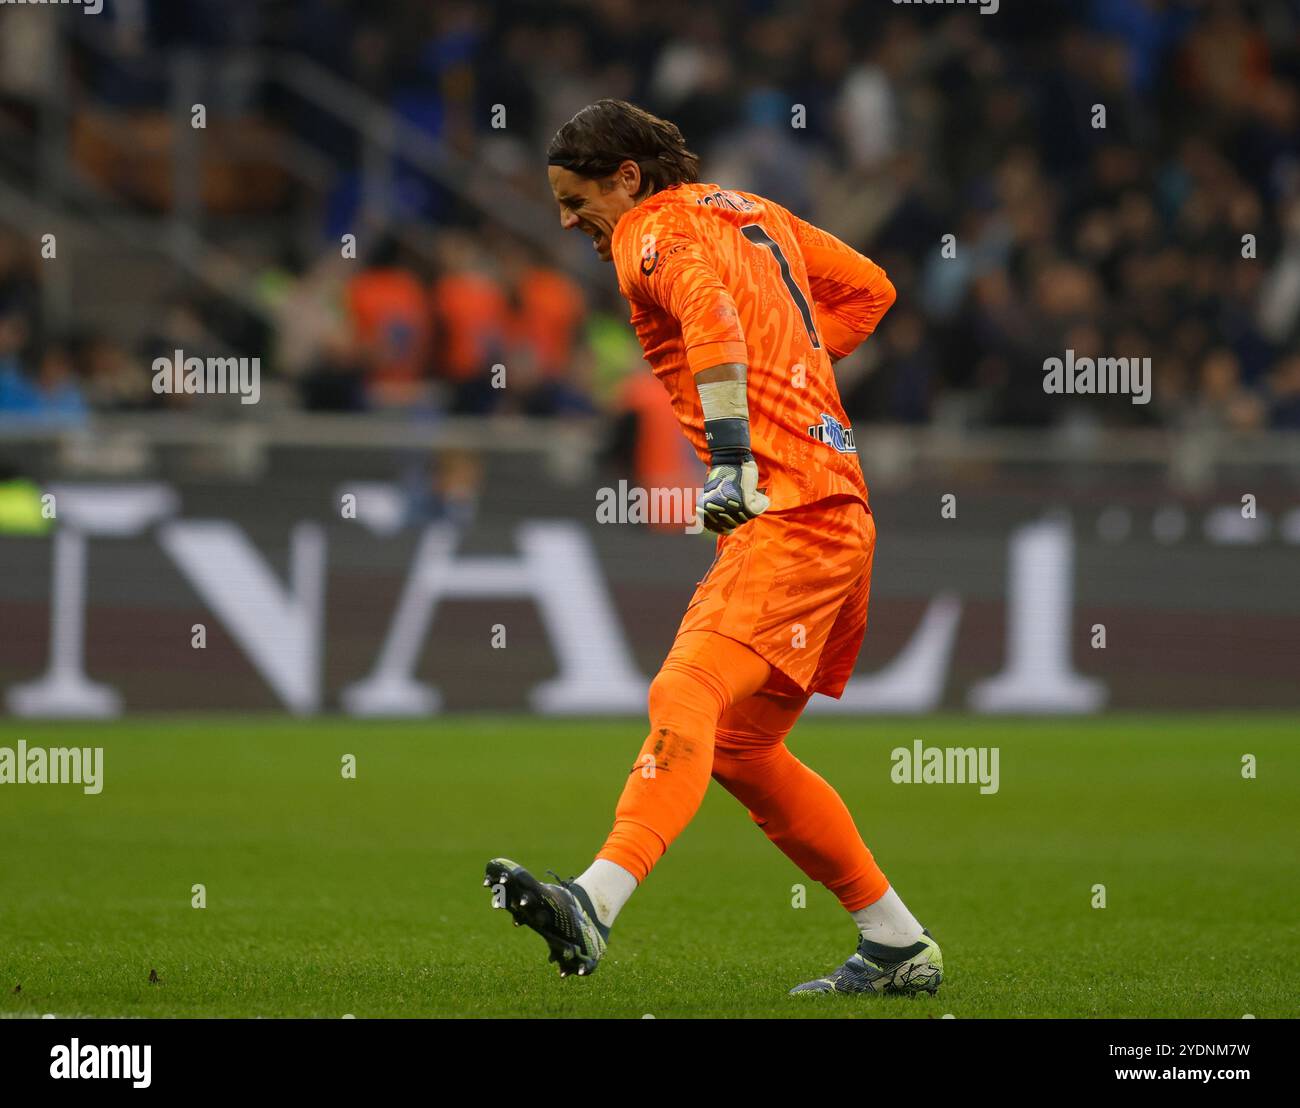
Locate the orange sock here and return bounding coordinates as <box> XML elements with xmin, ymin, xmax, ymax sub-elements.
<box><xmin>597</xmin><ymin>631</ymin><xmax>770</xmax><ymax>880</ymax></box>
<box><xmin>712</xmin><ymin>690</ymin><xmax>889</xmax><ymax>912</ymax></box>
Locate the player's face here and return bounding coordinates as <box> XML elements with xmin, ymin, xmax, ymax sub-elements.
<box><xmin>548</xmin><ymin>162</ymin><xmax>641</xmax><ymax>262</ymax></box>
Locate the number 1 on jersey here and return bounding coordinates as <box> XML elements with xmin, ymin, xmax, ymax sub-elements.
<box><xmin>741</xmin><ymin>224</ymin><xmax>821</xmax><ymax>349</ymax></box>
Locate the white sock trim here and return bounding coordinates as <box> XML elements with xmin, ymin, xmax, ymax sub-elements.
<box><xmin>574</xmin><ymin>859</ymin><xmax>638</xmax><ymax>929</ymax></box>
<box><xmin>850</xmin><ymin>886</ymin><xmax>924</xmax><ymax>947</ymax></box>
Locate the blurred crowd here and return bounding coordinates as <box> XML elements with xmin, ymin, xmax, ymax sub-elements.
<box><xmin>1</xmin><ymin>0</ymin><xmax>1299</xmax><ymax>433</ymax></box>
<box><xmin>0</xmin><ymin>225</ymin><xmax>597</xmax><ymax>421</ymax></box>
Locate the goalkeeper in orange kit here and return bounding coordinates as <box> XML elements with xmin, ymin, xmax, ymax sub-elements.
<box><xmin>484</xmin><ymin>99</ymin><xmax>942</xmax><ymax>996</ymax></box>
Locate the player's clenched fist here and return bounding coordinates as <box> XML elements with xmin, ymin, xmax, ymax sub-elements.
<box><xmin>696</xmin><ymin>450</ymin><xmax>770</xmax><ymax>533</ymax></box>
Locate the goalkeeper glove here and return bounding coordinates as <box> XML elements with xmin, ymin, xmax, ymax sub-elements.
<box><xmin>696</xmin><ymin>447</ymin><xmax>770</xmax><ymax>534</ymax></box>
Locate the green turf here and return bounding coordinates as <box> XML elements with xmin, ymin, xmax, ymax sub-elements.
<box><xmin>0</xmin><ymin>715</ymin><xmax>1295</xmax><ymax>1018</ymax></box>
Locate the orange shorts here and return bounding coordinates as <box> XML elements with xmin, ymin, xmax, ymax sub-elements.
<box><xmin>675</xmin><ymin>495</ymin><xmax>875</xmax><ymax>698</ymax></box>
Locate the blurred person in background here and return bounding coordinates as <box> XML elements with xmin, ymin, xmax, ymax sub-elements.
<box><xmin>499</xmin><ymin>235</ymin><xmax>593</xmax><ymax>416</ymax></box>
<box><xmin>346</xmin><ymin>235</ymin><xmax>433</xmax><ymax>409</ymax></box>
<box><xmin>259</xmin><ymin>248</ymin><xmax>366</xmax><ymax>413</ymax></box>
<box><xmin>1267</xmin><ymin>353</ymin><xmax>1300</xmax><ymax>429</ymax></box>
<box><xmin>430</xmin><ymin>230</ymin><xmax>509</xmax><ymax>414</ymax></box>
<box><xmin>0</xmin><ymin>329</ymin><xmax>87</xmax><ymax>427</ymax></box>
<box><xmin>139</xmin><ymin>296</ymin><xmax>224</xmax><ymax>411</ymax></box>
<box><xmin>1192</xmin><ymin>346</ymin><xmax>1266</xmax><ymax>432</ymax></box>
<box><xmin>73</xmin><ymin>335</ymin><xmax>153</xmax><ymax>412</ymax></box>
<box><xmin>603</xmin><ymin>357</ymin><xmax>700</xmax><ymax>531</ymax></box>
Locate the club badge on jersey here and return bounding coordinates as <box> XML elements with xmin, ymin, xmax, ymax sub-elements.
<box><xmin>808</xmin><ymin>412</ymin><xmax>857</xmax><ymax>454</ymax></box>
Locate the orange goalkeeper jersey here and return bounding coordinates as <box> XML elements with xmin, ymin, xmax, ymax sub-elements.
<box><xmin>610</xmin><ymin>182</ymin><xmax>896</xmax><ymax>511</ymax></box>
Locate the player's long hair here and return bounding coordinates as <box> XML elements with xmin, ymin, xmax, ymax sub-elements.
<box><xmin>547</xmin><ymin>99</ymin><xmax>700</xmax><ymax>198</ymax></box>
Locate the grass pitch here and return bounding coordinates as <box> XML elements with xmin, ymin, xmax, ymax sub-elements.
<box><xmin>1</xmin><ymin>715</ymin><xmax>1296</xmax><ymax>1018</ymax></box>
